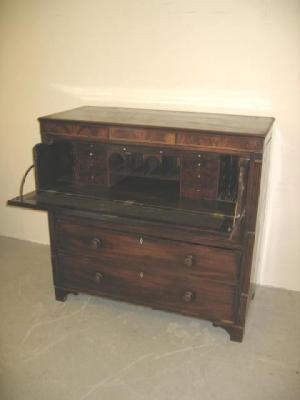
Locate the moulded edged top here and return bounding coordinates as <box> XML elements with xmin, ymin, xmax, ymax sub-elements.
<box><xmin>39</xmin><ymin>106</ymin><xmax>275</xmax><ymax>137</ymax></box>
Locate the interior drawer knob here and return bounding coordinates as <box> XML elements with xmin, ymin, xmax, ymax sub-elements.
<box><xmin>184</xmin><ymin>254</ymin><xmax>196</xmax><ymax>267</ymax></box>
<box><xmin>183</xmin><ymin>291</ymin><xmax>195</xmax><ymax>302</ymax></box>
<box><xmin>93</xmin><ymin>272</ymin><xmax>104</xmax><ymax>284</ymax></box>
<box><xmin>90</xmin><ymin>237</ymin><xmax>102</xmax><ymax>249</ymax></box>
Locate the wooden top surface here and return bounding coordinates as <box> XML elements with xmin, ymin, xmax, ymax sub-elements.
<box><xmin>39</xmin><ymin>106</ymin><xmax>274</xmax><ymax>137</ymax></box>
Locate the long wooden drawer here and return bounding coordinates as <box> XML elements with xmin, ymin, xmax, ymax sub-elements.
<box><xmin>176</xmin><ymin>131</ymin><xmax>264</xmax><ymax>153</ymax></box>
<box><xmin>56</xmin><ymin>253</ymin><xmax>236</xmax><ymax>321</ymax></box>
<box><xmin>55</xmin><ymin>219</ymin><xmax>241</xmax><ymax>284</ymax></box>
<box><xmin>110</xmin><ymin>127</ymin><xmax>176</xmax><ymax>145</ymax></box>
<box><xmin>40</xmin><ymin>121</ymin><xmax>109</xmax><ymax>140</ymax></box>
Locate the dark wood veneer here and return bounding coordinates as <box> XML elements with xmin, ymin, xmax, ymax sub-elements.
<box><xmin>41</xmin><ymin>121</ymin><xmax>109</xmax><ymax>140</ymax></box>
<box><xmin>56</xmin><ymin>218</ymin><xmax>240</xmax><ymax>285</ymax></box>
<box><xmin>57</xmin><ymin>253</ymin><xmax>236</xmax><ymax>322</ymax></box>
<box><xmin>39</xmin><ymin>106</ymin><xmax>274</xmax><ymax>136</ymax></box>
<box><xmin>8</xmin><ymin>106</ymin><xmax>274</xmax><ymax>342</ymax></box>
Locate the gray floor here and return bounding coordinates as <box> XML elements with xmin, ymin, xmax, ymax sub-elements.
<box><xmin>0</xmin><ymin>236</ymin><xmax>299</xmax><ymax>400</ymax></box>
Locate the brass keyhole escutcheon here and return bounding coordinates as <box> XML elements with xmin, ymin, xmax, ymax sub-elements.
<box><xmin>184</xmin><ymin>254</ymin><xmax>196</xmax><ymax>267</ymax></box>
<box><xmin>139</xmin><ymin>237</ymin><xmax>144</xmax><ymax>245</ymax></box>
<box><xmin>139</xmin><ymin>272</ymin><xmax>144</xmax><ymax>279</ymax></box>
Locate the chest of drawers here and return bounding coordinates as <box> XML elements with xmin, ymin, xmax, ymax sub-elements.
<box><xmin>8</xmin><ymin>106</ymin><xmax>274</xmax><ymax>341</ymax></box>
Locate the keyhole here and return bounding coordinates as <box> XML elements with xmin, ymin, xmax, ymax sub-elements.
<box><xmin>139</xmin><ymin>237</ymin><xmax>143</xmax><ymax>245</ymax></box>
<box><xmin>139</xmin><ymin>272</ymin><xmax>144</xmax><ymax>279</ymax></box>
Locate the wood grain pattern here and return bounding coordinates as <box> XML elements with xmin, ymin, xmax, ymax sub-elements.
<box><xmin>56</xmin><ymin>252</ymin><xmax>236</xmax><ymax>321</ymax></box>
<box><xmin>109</xmin><ymin>127</ymin><xmax>176</xmax><ymax>145</ymax></box>
<box><xmin>177</xmin><ymin>132</ymin><xmax>264</xmax><ymax>153</ymax></box>
<box><xmin>41</xmin><ymin>121</ymin><xmax>108</xmax><ymax>140</ymax></box>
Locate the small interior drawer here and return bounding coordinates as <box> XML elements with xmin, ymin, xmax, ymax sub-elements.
<box><xmin>73</xmin><ymin>143</ymin><xmax>108</xmax><ymax>186</ymax></box>
<box><xmin>181</xmin><ymin>153</ymin><xmax>220</xmax><ymax>200</ymax></box>
<box><xmin>74</xmin><ymin>143</ymin><xmax>107</xmax><ymax>162</ymax></box>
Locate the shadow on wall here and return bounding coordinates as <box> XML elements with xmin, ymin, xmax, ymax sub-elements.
<box><xmin>50</xmin><ymin>84</ymin><xmax>272</xmax><ymax>115</ymax></box>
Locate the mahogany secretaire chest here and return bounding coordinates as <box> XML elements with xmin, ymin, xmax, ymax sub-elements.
<box><xmin>8</xmin><ymin>106</ymin><xmax>274</xmax><ymax>342</ymax></box>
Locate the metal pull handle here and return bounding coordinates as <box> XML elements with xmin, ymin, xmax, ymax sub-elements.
<box><xmin>184</xmin><ymin>255</ymin><xmax>196</xmax><ymax>267</ymax></box>
<box><xmin>183</xmin><ymin>291</ymin><xmax>195</xmax><ymax>302</ymax></box>
<box><xmin>90</xmin><ymin>237</ymin><xmax>102</xmax><ymax>249</ymax></box>
<box><xmin>93</xmin><ymin>272</ymin><xmax>104</xmax><ymax>284</ymax></box>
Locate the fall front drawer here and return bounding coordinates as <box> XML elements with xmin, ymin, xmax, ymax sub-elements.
<box><xmin>55</xmin><ymin>253</ymin><xmax>236</xmax><ymax>321</ymax></box>
<box><xmin>55</xmin><ymin>219</ymin><xmax>241</xmax><ymax>284</ymax></box>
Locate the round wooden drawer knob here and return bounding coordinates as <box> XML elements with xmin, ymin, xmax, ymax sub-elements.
<box><xmin>90</xmin><ymin>237</ymin><xmax>102</xmax><ymax>249</ymax></box>
<box><xmin>93</xmin><ymin>272</ymin><xmax>104</xmax><ymax>284</ymax></box>
<box><xmin>184</xmin><ymin>255</ymin><xmax>196</xmax><ymax>267</ymax></box>
<box><xmin>183</xmin><ymin>291</ymin><xmax>195</xmax><ymax>302</ymax></box>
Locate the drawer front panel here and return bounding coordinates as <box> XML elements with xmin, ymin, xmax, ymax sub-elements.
<box><xmin>110</xmin><ymin>127</ymin><xmax>176</xmax><ymax>145</ymax></box>
<box><xmin>74</xmin><ymin>143</ymin><xmax>107</xmax><ymax>166</ymax></box>
<box><xmin>56</xmin><ymin>253</ymin><xmax>235</xmax><ymax>321</ymax></box>
<box><xmin>177</xmin><ymin>132</ymin><xmax>264</xmax><ymax>153</ymax></box>
<box><xmin>56</xmin><ymin>219</ymin><xmax>240</xmax><ymax>284</ymax></box>
<box><xmin>41</xmin><ymin>121</ymin><xmax>109</xmax><ymax>140</ymax></box>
